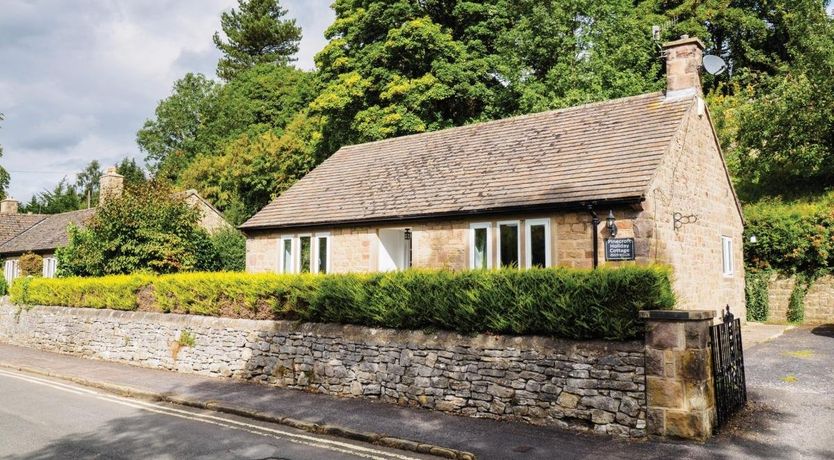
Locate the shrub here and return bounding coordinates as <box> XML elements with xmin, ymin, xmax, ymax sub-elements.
<box><xmin>744</xmin><ymin>193</ymin><xmax>834</xmax><ymax>274</ymax></box>
<box><xmin>0</xmin><ymin>277</ymin><xmax>7</xmax><ymax>296</ymax></box>
<box><xmin>56</xmin><ymin>181</ymin><xmax>219</xmax><ymax>276</ymax></box>
<box><xmin>210</xmin><ymin>228</ymin><xmax>246</xmax><ymax>271</ymax></box>
<box><xmin>10</xmin><ymin>274</ymin><xmax>152</xmax><ymax>310</ymax></box>
<box><xmin>19</xmin><ymin>253</ymin><xmax>43</xmax><ymax>277</ymax></box>
<box><xmin>745</xmin><ymin>271</ymin><xmax>770</xmax><ymax>322</ymax></box>
<box><xmin>9</xmin><ymin>266</ymin><xmax>675</xmax><ymax>340</ymax></box>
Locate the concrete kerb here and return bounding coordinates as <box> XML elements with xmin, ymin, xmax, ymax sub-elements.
<box><xmin>0</xmin><ymin>361</ymin><xmax>475</xmax><ymax>460</ymax></box>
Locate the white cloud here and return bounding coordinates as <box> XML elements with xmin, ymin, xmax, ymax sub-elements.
<box><xmin>0</xmin><ymin>0</ymin><xmax>334</xmax><ymax>202</ymax></box>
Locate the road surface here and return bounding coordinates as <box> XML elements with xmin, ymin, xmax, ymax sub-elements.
<box><xmin>0</xmin><ymin>369</ymin><xmax>439</xmax><ymax>460</ymax></box>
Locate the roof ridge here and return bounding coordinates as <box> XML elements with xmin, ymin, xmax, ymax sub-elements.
<box><xmin>337</xmin><ymin>91</ymin><xmax>671</xmax><ymax>152</ymax></box>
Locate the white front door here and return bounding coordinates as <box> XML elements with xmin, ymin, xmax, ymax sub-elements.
<box><xmin>377</xmin><ymin>229</ymin><xmax>412</xmax><ymax>271</ymax></box>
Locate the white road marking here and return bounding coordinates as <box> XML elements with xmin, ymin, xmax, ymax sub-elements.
<box><xmin>0</xmin><ymin>369</ymin><xmax>427</xmax><ymax>460</ymax></box>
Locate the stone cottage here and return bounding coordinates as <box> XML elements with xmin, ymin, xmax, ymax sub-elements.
<box><xmin>0</xmin><ymin>167</ymin><xmax>230</xmax><ymax>283</ymax></box>
<box><xmin>241</xmin><ymin>36</ymin><xmax>745</xmax><ymax>317</ymax></box>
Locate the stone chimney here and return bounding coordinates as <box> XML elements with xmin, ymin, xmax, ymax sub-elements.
<box><xmin>662</xmin><ymin>35</ymin><xmax>704</xmax><ymax>99</ymax></box>
<box><xmin>0</xmin><ymin>198</ymin><xmax>18</xmax><ymax>214</ymax></box>
<box><xmin>99</xmin><ymin>166</ymin><xmax>124</xmax><ymax>206</ymax></box>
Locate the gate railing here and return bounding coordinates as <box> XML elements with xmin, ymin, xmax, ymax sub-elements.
<box><xmin>709</xmin><ymin>305</ymin><xmax>747</xmax><ymax>431</ymax></box>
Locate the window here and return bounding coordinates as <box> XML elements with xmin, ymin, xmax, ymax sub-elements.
<box><xmin>721</xmin><ymin>236</ymin><xmax>734</xmax><ymax>276</ymax></box>
<box><xmin>498</xmin><ymin>221</ymin><xmax>520</xmax><ymax>268</ymax></box>
<box><xmin>3</xmin><ymin>259</ymin><xmax>18</xmax><ymax>284</ymax></box>
<box><xmin>280</xmin><ymin>237</ymin><xmax>294</xmax><ymax>273</ymax></box>
<box><xmin>525</xmin><ymin>219</ymin><xmax>551</xmax><ymax>268</ymax></box>
<box><xmin>298</xmin><ymin>236</ymin><xmax>312</xmax><ymax>273</ymax></box>
<box><xmin>42</xmin><ymin>257</ymin><xmax>57</xmax><ymax>278</ymax></box>
<box><xmin>469</xmin><ymin>223</ymin><xmax>492</xmax><ymax>269</ymax></box>
<box><xmin>315</xmin><ymin>234</ymin><xmax>330</xmax><ymax>274</ymax></box>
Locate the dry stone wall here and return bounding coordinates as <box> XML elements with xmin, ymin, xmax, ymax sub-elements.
<box><xmin>0</xmin><ymin>301</ymin><xmax>647</xmax><ymax>437</ymax></box>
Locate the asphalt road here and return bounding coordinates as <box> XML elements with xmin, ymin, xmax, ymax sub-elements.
<box><xmin>0</xmin><ymin>369</ymin><xmax>439</xmax><ymax>460</ymax></box>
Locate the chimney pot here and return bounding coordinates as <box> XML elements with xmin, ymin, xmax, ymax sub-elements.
<box><xmin>99</xmin><ymin>166</ymin><xmax>124</xmax><ymax>206</ymax></box>
<box><xmin>662</xmin><ymin>35</ymin><xmax>705</xmax><ymax>99</ymax></box>
<box><xmin>0</xmin><ymin>198</ymin><xmax>18</xmax><ymax>215</ymax></box>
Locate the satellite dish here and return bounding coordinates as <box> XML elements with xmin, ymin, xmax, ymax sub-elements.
<box><xmin>703</xmin><ymin>55</ymin><xmax>727</xmax><ymax>75</ymax></box>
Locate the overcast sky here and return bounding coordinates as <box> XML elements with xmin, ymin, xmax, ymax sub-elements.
<box><xmin>0</xmin><ymin>0</ymin><xmax>333</xmax><ymax>202</ymax></box>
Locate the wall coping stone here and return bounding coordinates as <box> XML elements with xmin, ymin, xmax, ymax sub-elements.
<box><xmin>3</xmin><ymin>301</ymin><xmax>644</xmax><ymax>354</ymax></box>
<box><xmin>639</xmin><ymin>310</ymin><xmax>715</xmax><ymax>321</ymax></box>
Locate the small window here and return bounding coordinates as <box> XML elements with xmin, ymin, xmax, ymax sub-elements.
<box><xmin>316</xmin><ymin>234</ymin><xmax>330</xmax><ymax>274</ymax></box>
<box><xmin>280</xmin><ymin>237</ymin><xmax>294</xmax><ymax>273</ymax></box>
<box><xmin>469</xmin><ymin>223</ymin><xmax>492</xmax><ymax>269</ymax></box>
<box><xmin>42</xmin><ymin>257</ymin><xmax>57</xmax><ymax>278</ymax></box>
<box><xmin>498</xmin><ymin>221</ymin><xmax>520</xmax><ymax>268</ymax></box>
<box><xmin>525</xmin><ymin>219</ymin><xmax>551</xmax><ymax>268</ymax></box>
<box><xmin>721</xmin><ymin>236</ymin><xmax>734</xmax><ymax>276</ymax></box>
<box><xmin>299</xmin><ymin>236</ymin><xmax>312</xmax><ymax>273</ymax></box>
<box><xmin>4</xmin><ymin>259</ymin><xmax>17</xmax><ymax>284</ymax></box>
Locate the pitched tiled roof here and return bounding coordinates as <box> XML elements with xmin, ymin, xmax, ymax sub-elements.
<box><xmin>0</xmin><ymin>208</ymin><xmax>97</xmax><ymax>255</ymax></box>
<box><xmin>241</xmin><ymin>92</ymin><xmax>695</xmax><ymax>230</ymax></box>
<box><xmin>0</xmin><ymin>214</ymin><xmax>48</xmax><ymax>245</ymax></box>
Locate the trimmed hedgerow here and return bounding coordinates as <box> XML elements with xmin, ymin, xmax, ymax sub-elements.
<box><xmin>9</xmin><ymin>274</ymin><xmax>151</xmax><ymax>311</ymax></box>
<box><xmin>9</xmin><ymin>266</ymin><xmax>674</xmax><ymax>340</ymax></box>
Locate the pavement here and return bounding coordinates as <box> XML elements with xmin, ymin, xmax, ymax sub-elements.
<box><xmin>741</xmin><ymin>322</ymin><xmax>793</xmax><ymax>350</ymax></box>
<box><xmin>1</xmin><ymin>325</ymin><xmax>833</xmax><ymax>459</ymax></box>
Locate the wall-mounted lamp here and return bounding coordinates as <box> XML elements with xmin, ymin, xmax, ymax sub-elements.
<box><xmin>606</xmin><ymin>210</ymin><xmax>618</xmax><ymax>238</ymax></box>
<box><xmin>404</xmin><ymin>228</ymin><xmax>412</xmax><ymax>240</ymax></box>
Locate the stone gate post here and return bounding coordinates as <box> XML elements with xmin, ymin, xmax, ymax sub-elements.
<box><xmin>639</xmin><ymin>310</ymin><xmax>716</xmax><ymax>440</ymax></box>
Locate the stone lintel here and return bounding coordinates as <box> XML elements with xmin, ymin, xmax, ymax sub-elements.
<box><xmin>639</xmin><ymin>310</ymin><xmax>715</xmax><ymax>321</ymax></box>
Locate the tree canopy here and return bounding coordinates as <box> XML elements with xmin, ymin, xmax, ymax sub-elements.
<box><xmin>128</xmin><ymin>0</ymin><xmax>834</xmax><ymax>227</ymax></box>
<box><xmin>0</xmin><ymin>114</ymin><xmax>9</xmax><ymax>199</ymax></box>
<box><xmin>213</xmin><ymin>0</ymin><xmax>303</xmax><ymax>80</ymax></box>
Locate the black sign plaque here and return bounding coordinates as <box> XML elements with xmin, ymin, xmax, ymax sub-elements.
<box><xmin>605</xmin><ymin>238</ymin><xmax>635</xmax><ymax>261</ymax></box>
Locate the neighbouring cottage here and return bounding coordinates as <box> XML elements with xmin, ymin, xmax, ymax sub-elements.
<box><xmin>0</xmin><ymin>167</ymin><xmax>230</xmax><ymax>283</ymax></box>
<box><xmin>241</xmin><ymin>36</ymin><xmax>745</xmax><ymax>318</ymax></box>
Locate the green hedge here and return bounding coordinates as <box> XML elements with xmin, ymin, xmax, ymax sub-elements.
<box><xmin>10</xmin><ymin>274</ymin><xmax>152</xmax><ymax>311</ymax></box>
<box><xmin>744</xmin><ymin>193</ymin><xmax>834</xmax><ymax>274</ymax></box>
<box><xmin>9</xmin><ymin>266</ymin><xmax>675</xmax><ymax>340</ymax></box>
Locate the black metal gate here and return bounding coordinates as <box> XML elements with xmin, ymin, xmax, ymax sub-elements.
<box><xmin>709</xmin><ymin>305</ymin><xmax>747</xmax><ymax>431</ymax></box>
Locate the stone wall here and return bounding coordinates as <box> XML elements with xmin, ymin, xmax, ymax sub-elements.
<box><xmin>645</xmin><ymin>102</ymin><xmax>746</xmax><ymax>319</ymax></box>
<box><xmin>0</xmin><ymin>302</ymin><xmax>647</xmax><ymax>437</ymax></box>
<box><xmin>767</xmin><ymin>274</ymin><xmax>834</xmax><ymax>324</ymax></box>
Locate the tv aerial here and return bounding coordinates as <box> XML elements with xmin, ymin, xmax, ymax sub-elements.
<box><xmin>703</xmin><ymin>55</ymin><xmax>727</xmax><ymax>75</ymax></box>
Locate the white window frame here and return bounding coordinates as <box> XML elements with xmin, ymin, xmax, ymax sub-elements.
<box><xmin>525</xmin><ymin>218</ymin><xmax>552</xmax><ymax>268</ymax></box>
<box><xmin>42</xmin><ymin>257</ymin><xmax>57</xmax><ymax>278</ymax></box>
<box><xmin>497</xmin><ymin>220</ymin><xmax>521</xmax><ymax>268</ymax></box>
<box><xmin>4</xmin><ymin>259</ymin><xmax>18</xmax><ymax>285</ymax></box>
<box><xmin>721</xmin><ymin>236</ymin><xmax>734</xmax><ymax>276</ymax></box>
<box><xmin>297</xmin><ymin>234</ymin><xmax>314</xmax><ymax>273</ymax></box>
<box><xmin>279</xmin><ymin>236</ymin><xmax>295</xmax><ymax>274</ymax></box>
<box><xmin>314</xmin><ymin>233</ymin><xmax>331</xmax><ymax>274</ymax></box>
<box><xmin>469</xmin><ymin>223</ymin><xmax>493</xmax><ymax>270</ymax></box>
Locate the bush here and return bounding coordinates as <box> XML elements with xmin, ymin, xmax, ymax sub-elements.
<box><xmin>9</xmin><ymin>274</ymin><xmax>152</xmax><ymax>310</ymax></box>
<box><xmin>19</xmin><ymin>253</ymin><xmax>43</xmax><ymax>277</ymax></box>
<box><xmin>745</xmin><ymin>271</ymin><xmax>770</xmax><ymax>322</ymax></box>
<box><xmin>0</xmin><ymin>277</ymin><xmax>8</xmax><ymax>296</ymax></box>
<box><xmin>744</xmin><ymin>193</ymin><xmax>834</xmax><ymax>274</ymax></box>
<box><xmin>56</xmin><ymin>181</ymin><xmax>220</xmax><ymax>276</ymax></box>
<box><xmin>9</xmin><ymin>266</ymin><xmax>675</xmax><ymax>340</ymax></box>
<box><xmin>210</xmin><ymin>228</ymin><xmax>246</xmax><ymax>271</ymax></box>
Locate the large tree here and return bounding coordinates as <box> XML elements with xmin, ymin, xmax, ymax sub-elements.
<box><xmin>137</xmin><ymin>73</ymin><xmax>221</xmax><ymax>181</ymax></box>
<box><xmin>213</xmin><ymin>0</ymin><xmax>303</xmax><ymax>80</ymax></box>
<box><xmin>75</xmin><ymin>160</ymin><xmax>102</xmax><ymax>207</ymax></box>
<box><xmin>19</xmin><ymin>179</ymin><xmax>83</xmax><ymax>214</ymax></box>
